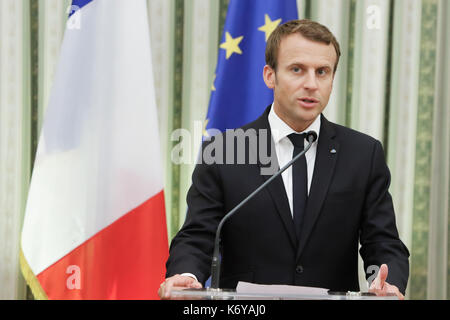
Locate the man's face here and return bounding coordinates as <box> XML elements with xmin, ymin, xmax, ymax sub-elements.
<box><xmin>263</xmin><ymin>33</ymin><xmax>337</xmax><ymax>132</ymax></box>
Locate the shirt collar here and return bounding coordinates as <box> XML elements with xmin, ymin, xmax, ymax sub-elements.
<box><xmin>268</xmin><ymin>103</ymin><xmax>321</xmax><ymax>144</ymax></box>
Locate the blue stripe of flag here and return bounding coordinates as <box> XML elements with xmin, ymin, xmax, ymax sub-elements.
<box><xmin>69</xmin><ymin>0</ymin><xmax>93</xmax><ymax>17</ymax></box>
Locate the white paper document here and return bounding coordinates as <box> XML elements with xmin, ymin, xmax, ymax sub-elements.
<box><xmin>236</xmin><ymin>281</ymin><xmax>329</xmax><ymax>297</ymax></box>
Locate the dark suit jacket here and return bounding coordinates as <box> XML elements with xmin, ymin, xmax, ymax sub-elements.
<box><xmin>166</xmin><ymin>106</ymin><xmax>410</xmax><ymax>293</ymax></box>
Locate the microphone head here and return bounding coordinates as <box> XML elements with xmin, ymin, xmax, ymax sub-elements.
<box><xmin>306</xmin><ymin>131</ymin><xmax>318</xmax><ymax>143</ymax></box>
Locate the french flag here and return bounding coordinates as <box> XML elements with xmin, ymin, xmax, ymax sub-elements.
<box><xmin>20</xmin><ymin>0</ymin><xmax>168</xmax><ymax>299</ymax></box>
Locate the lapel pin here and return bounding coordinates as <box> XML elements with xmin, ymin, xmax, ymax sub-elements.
<box><xmin>330</xmin><ymin>149</ymin><xmax>337</xmax><ymax>154</ymax></box>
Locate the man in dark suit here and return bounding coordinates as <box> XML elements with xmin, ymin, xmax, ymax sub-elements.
<box><xmin>159</xmin><ymin>20</ymin><xmax>409</xmax><ymax>299</ymax></box>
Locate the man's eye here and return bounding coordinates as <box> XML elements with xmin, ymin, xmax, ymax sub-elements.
<box><xmin>292</xmin><ymin>67</ymin><xmax>300</xmax><ymax>73</ymax></box>
<box><xmin>317</xmin><ymin>69</ymin><xmax>327</xmax><ymax>76</ymax></box>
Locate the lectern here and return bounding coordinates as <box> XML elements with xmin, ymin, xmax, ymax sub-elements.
<box><xmin>170</xmin><ymin>288</ymin><xmax>398</xmax><ymax>300</ymax></box>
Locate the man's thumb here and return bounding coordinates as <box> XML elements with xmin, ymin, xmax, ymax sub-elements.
<box><xmin>378</xmin><ymin>264</ymin><xmax>388</xmax><ymax>285</ymax></box>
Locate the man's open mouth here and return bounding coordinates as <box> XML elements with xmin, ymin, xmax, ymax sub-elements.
<box><xmin>299</xmin><ymin>97</ymin><xmax>318</xmax><ymax>103</ymax></box>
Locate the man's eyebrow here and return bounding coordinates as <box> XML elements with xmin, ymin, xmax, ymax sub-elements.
<box><xmin>287</xmin><ymin>62</ymin><xmax>306</xmax><ymax>68</ymax></box>
<box><xmin>287</xmin><ymin>62</ymin><xmax>333</xmax><ymax>70</ymax></box>
<box><xmin>317</xmin><ymin>65</ymin><xmax>333</xmax><ymax>70</ymax></box>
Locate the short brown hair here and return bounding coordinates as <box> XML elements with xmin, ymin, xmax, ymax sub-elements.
<box><xmin>265</xmin><ymin>19</ymin><xmax>341</xmax><ymax>73</ymax></box>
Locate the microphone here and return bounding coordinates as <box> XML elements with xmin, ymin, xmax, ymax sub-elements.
<box><xmin>210</xmin><ymin>130</ymin><xmax>318</xmax><ymax>289</ymax></box>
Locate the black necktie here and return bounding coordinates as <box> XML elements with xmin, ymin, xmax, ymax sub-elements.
<box><xmin>287</xmin><ymin>133</ymin><xmax>308</xmax><ymax>240</ymax></box>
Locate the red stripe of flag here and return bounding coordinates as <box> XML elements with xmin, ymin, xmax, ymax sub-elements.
<box><xmin>37</xmin><ymin>190</ymin><xmax>168</xmax><ymax>299</ymax></box>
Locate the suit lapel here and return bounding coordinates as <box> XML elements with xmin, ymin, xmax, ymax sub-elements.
<box><xmin>258</xmin><ymin>162</ymin><xmax>298</xmax><ymax>250</ymax></box>
<box><xmin>296</xmin><ymin>115</ymin><xmax>339</xmax><ymax>260</ymax></box>
<box><xmin>248</xmin><ymin>106</ymin><xmax>298</xmax><ymax>249</ymax></box>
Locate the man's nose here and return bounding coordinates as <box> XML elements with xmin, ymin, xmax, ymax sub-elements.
<box><xmin>303</xmin><ymin>71</ymin><xmax>318</xmax><ymax>90</ymax></box>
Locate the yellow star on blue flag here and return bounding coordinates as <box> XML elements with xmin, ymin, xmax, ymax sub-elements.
<box><xmin>258</xmin><ymin>14</ymin><xmax>282</xmax><ymax>41</ymax></box>
<box><xmin>220</xmin><ymin>32</ymin><xmax>244</xmax><ymax>59</ymax></box>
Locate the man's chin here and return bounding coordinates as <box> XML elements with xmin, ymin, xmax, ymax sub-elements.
<box><xmin>296</xmin><ymin>110</ymin><xmax>320</xmax><ymax>123</ymax></box>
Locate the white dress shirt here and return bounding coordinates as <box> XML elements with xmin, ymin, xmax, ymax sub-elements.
<box><xmin>180</xmin><ymin>105</ymin><xmax>321</xmax><ymax>281</ymax></box>
<box><xmin>268</xmin><ymin>104</ymin><xmax>321</xmax><ymax>216</ymax></box>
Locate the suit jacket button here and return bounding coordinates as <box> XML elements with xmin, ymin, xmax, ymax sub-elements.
<box><xmin>296</xmin><ymin>265</ymin><xmax>304</xmax><ymax>274</ymax></box>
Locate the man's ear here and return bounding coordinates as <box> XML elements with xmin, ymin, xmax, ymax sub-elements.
<box><xmin>263</xmin><ymin>65</ymin><xmax>276</xmax><ymax>89</ymax></box>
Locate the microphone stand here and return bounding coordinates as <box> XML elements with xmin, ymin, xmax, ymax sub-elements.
<box><xmin>210</xmin><ymin>131</ymin><xmax>318</xmax><ymax>289</ymax></box>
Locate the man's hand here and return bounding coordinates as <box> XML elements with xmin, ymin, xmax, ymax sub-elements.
<box><xmin>158</xmin><ymin>274</ymin><xmax>203</xmax><ymax>299</ymax></box>
<box><xmin>369</xmin><ymin>264</ymin><xmax>404</xmax><ymax>300</ymax></box>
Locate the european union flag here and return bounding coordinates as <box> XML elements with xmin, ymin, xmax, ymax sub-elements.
<box><xmin>205</xmin><ymin>0</ymin><xmax>298</xmax><ymax>135</ymax></box>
